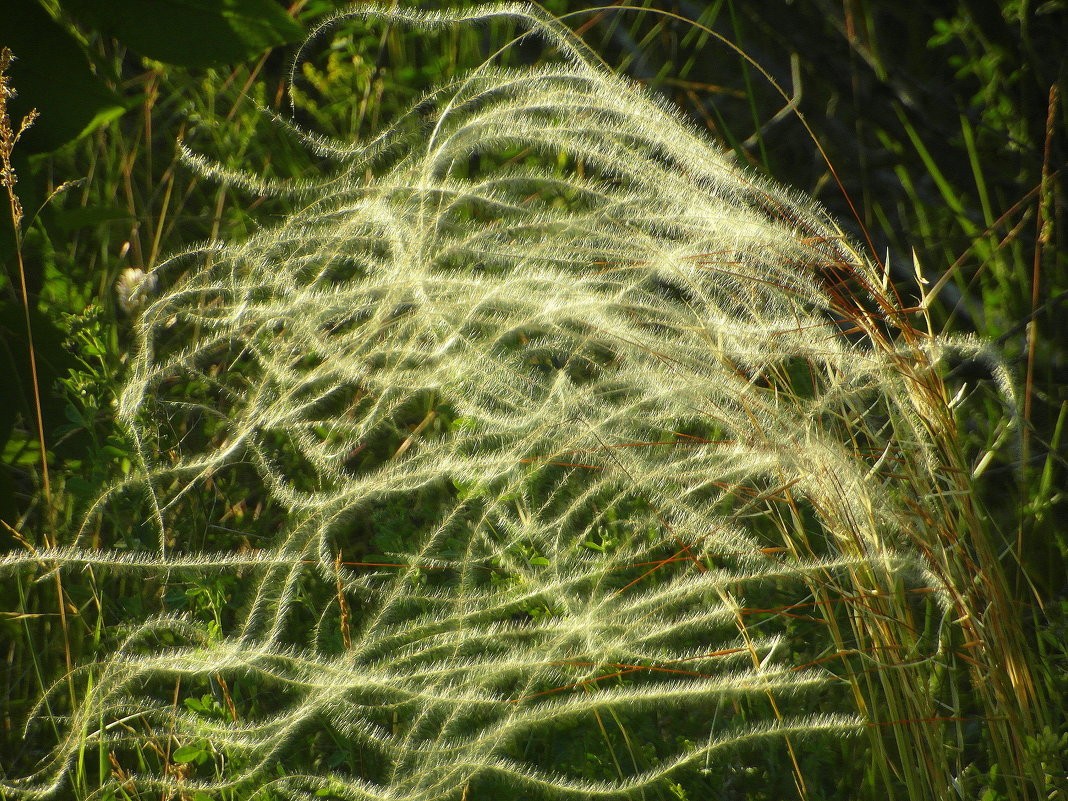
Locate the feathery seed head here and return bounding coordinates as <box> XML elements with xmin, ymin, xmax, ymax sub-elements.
<box><xmin>1</xmin><ymin>5</ymin><xmax>1034</xmax><ymax>800</ymax></box>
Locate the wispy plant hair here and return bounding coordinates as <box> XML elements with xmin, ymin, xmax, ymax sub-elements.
<box><xmin>2</xmin><ymin>4</ymin><xmax>1047</xmax><ymax>800</ymax></box>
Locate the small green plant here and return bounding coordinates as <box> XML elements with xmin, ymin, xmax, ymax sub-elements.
<box><xmin>1</xmin><ymin>4</ymin><xmax>1060</xmax><ymax>801</ymax></box>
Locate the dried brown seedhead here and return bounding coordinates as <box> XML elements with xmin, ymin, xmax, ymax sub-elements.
<box><xmin>0</xmin><ymin>47</ymin><xmax>39</xmax><ymax>231</ymax></box>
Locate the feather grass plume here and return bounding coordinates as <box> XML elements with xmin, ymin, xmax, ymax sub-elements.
<box><xmin>2</xmin><ymin>4</ymin><xmax>1047</xmax><ymax>799</ymax></box>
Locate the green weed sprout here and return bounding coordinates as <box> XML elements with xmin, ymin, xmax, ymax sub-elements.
<box><xmin>1</xmin><ymin>4</ymin><xmax>1048</xmax><ymax>800</ymax></box>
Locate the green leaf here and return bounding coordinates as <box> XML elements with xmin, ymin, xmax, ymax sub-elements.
<box><xmin>64</xmin><ymin>476</ymin><xmax>94</xmax><ymax>500</ymax></box>
<box><xmin>529</xmin><ymin>556</ymin><xmax>550</xmax><ymax>566</ymax></box>
<box><xmin>3</xmin><ymin>1</ymin><xmax>128</xmax><ymax>153</ymax></box>
<box><xmin>60</xmin><ymin>0</ymin><xmax>306</xmax><ymax>68</ymax></box>
<box><xmin>63</xmin><ymin>404</ymin><xmax>86</xmax><ymax>426</ymax></box>
<box><xmin>100</xmin><ymin>445</ymin><xmax>131</xmax><ymax>460</ymax></box>
<box><xmin>171</xmin><ymin>744</ymin><xmax>204</xmax><ymax>763</ymax></box>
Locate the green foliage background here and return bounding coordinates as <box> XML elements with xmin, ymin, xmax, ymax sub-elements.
<box><xmin>1</xmin><ymin>1</ymin><xmax>1065</xmax><ymax>799</ymax></box>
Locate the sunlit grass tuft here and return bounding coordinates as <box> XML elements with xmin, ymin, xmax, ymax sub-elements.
<box><xmin>1</xmin><ymin>5</ymin><xmax>1057</xmax><ymax>800</ymax></box>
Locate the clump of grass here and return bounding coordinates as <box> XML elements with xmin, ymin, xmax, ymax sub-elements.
<box><xmin>0</xmin><ymin>5</ymin><xmax>1055</xmax><ymax>800</ymax></box>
